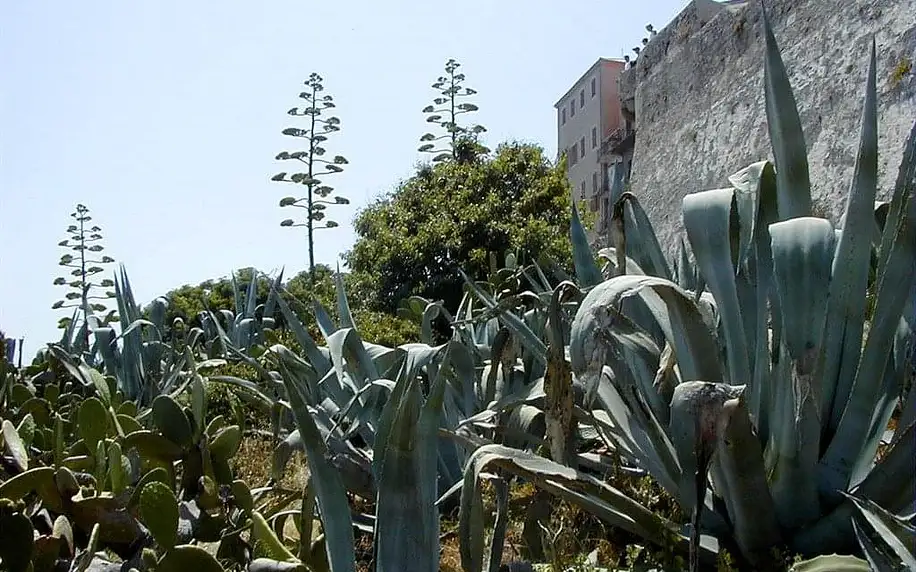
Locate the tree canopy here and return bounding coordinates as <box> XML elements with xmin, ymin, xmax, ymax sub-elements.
<box><xmin>345</xmin><ymin>141</ymin><xmax>576</xmax><ymax>313</ymax></box>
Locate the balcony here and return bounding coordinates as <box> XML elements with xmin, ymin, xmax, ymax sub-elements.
<box><xmin>600</xmin><ymin>126</ymin><xmax>636</xmax><ymax>157</ymax></box>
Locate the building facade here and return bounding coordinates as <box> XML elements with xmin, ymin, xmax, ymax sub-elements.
<box><xmin>554</xmin><ymin>58</ymin><xmax>633</xmax><ymax>240</ymax></box>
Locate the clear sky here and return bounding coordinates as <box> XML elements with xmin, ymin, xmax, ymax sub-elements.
<box><xmin>1</xmin><ymin>0</ymin><xmax>689</xmax><ymax>360</ymax></box>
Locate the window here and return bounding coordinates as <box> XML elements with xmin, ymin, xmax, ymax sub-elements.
<box><xmin>592</xmin><ymin>172</ymin><xmax>598</xmax><ymax>193</ymax></box>
<box><xmin>570</xmin><ymin>100</ymin><xmax>575</xmax><ymax>118</ymax></box>
<box><xmin>561</xmin><ymin>108</ymin><xmax>566</xmax><ymax>125</ymax></box>
<box><xmin>580</xmin><ymin>137</ymin><xmax>585</xmax><ymax>158</ymax></box>
<box><xmin>591</xmin><ymin>77</ymin><xmax>597</xmax><ymax>97</ymax></box>
<box><xmin>568</xmin><ymin>145</ymin><xmax>577</xmax><ymax>165</ymax></box>
<box><xmin>591</xmin><ymin>126</ymin><xmax>597</xmax><ymax>148</ymax></box>
<box><xmin>580</xmin><ymin>180</ymin><xmax>586</xmax><ymax>196</ymax></box>
<box><xmin>580</xmin><ymin>90</ymin><xmax>585</xmax><ymax>108</ymax></box>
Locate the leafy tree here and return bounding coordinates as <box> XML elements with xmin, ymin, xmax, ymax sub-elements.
<box><xmin>271</xmin><ymin>72</ymin><xmax>350</xmax><ymax>280</ymax></box>
<box><xmin>418</xmin><ymin>58</ymin><xmax>488</xmax><ymax>163</ymax></box>
<box><xmin>51</xmin><ymin>204</ymin><xmax>116</xmax><ymax>342</ymax></box>
<box><xmin>346</xmin><ymin>141</ymin><xmax>577</xmax><ymax>313</ymax></box>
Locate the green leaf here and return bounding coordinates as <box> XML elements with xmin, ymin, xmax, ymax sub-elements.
<box><xmin>208</xmin><ymin>425</ymin><xmax>242</xmax><ymax>461</ymax></box>
<box><xmin>458</xmin><ymin>444</ymin><xmax>716</xmax><ymax>568</ymax></box>
<box><xmin>570</xmin><ymin>201</ymin><xmax>601</xmax><ymax>287</ymax></box>
<box><xmin>682</xmin><ymin>187</ymin><xmax>749</xmax><ymax>384</ymax></box>
<box><xmin>0</xmin><ymin>467</ymin><xmax>63</xmax><ymax>511</ymax></box>
<box><xmin>846</xmin><ymin>493</ymin><xmax>916</xmax><ymax>570</ymax></box>
<box><xmin>820</xmin><ymin>135</ymin><xmax>915</xmax><ymax>497</ymax></box>
<box><xmin>152</xmin><ymin>395</ymin><xmax>193</xmax><ymax>448</ymax></box>
<box><xmin>818</xmin><ymin>40</ymin><xmax>879</xmax><ymax>430</ymax></box>
<box><xmin>251</xmin><ymin>510</ymin><xmax>300</xmax><ymax>563</ymax></box>
<box><xmin>78</xmin><ymin>397</ymin><xmax>109</xmax><ymax>453</ymax></box>
<box><xmin>613</xmin><ymin>193</ymin><xmax>672</xmax><ymax>280</ymax></box>
<box><xmin>140</xmin><ymin>481</ymin><xmax>179</xmax><ymax>550</ymax></box>
<box><xmin>2</xmin><ymin>419</ymin><xmax>29</xmax><ymax>472</ymax></box>
<box><xmin>157</xmin><ymin>545</ymin><xmax>226</xmax><ymax>572</ymax></box>
<box><xmin>762</xmin><ymin>3</ymin><xmax>811</xmax><ymax>219</ymax></box>
<box><xmin>0</xmin><ymin>510</ymin><xmax>34</xmax><ymax>572</ymax></box>
<box><xmin>279</xmin><ymin>358</ymin><xmax>356</xmax><ymax>572</ymax></box>
<box><xmin>570</xmin><ymin>274</ymin><xmax>721</xmax><ymax>385</ymax></box>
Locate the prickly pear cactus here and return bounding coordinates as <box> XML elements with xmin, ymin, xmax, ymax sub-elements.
<box><xmin>139</xmin><ymin>481</ymin><xmax>179</xmax><ymax>550</ymax></box>
<box><xmin>152</xmin><ymin>395</ymin><xmax>194</xmax><ymax>448</ymax></box>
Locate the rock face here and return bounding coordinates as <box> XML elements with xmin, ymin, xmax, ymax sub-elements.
<box><xmin>619</xmin><ymin>0</ymin><xmax>916</xmax><ymax>256</ymax></box>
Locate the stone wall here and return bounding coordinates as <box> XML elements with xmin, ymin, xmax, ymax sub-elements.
<box><xmin>619</xmin><ymin>0</ymin><xmax>916</xmax><ymax>255</ymax></box>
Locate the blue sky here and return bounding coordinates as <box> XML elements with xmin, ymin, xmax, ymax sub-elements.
<box><xmin>1</xmin><ymin>0</ymin><xmax>688</xmax><ymax>359</ymax></box>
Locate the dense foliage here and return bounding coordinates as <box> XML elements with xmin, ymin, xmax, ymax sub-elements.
<box><xmin>346</xmin><ymin>142</ymin><xmax>578</xmax><ymax>313</ymax></box>
<box><xmin>3</xmin><ymin>9</ymin><xmax>915</xmax><ymax>572</ymax></box>
<box><xmin>157</xmin><ymin>265</ymin><xmax>417</xmax><ymax>348</ymax></box>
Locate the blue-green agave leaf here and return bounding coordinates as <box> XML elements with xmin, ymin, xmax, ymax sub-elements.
<box><xmin>762</xmin><ymin>3</ymin><xmax>812</xmax><ymax>219</ymax></box>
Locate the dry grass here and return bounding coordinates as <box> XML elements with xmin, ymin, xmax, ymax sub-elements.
<box><xmin>233</xmin><ymin>433</ymin><xmax>308</xmax><ymax>489</ymax></box>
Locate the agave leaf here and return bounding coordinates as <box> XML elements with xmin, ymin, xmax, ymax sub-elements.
<box><xmin>708</xmin><ymin>393</ymin><xmax>783</xmax><ymax>567</ymax></box>
<box><xmin>458</xmin><ymin>268</ymin><xmax>548</xmax><ymax>365</ymax></box>
<box><xmin>458</xmin><ymin>444</ymin><xmax>717</xmax><ymax>568</ymax></box>
<box><xmin>683</xmin><ymin>188</ymin><xmax>750</xmax><ymax>385</ymax></box>
<box><xmin>592</xmin><ymin>378</ymin><xmax>682</xmax><ymax>502</ymax></box>
<box><xmin>207</xmin><ymin>375</ymin><xmax>275</xmax><ymax>408</ymax></box>
<box><xmin>817</xmin><ymin>42</ymin><xmax>879</xmax><ymax>431</ymax></box>
<box><xmin>279</xmin><ymin>358</ymin><xmax>356</xmax><ymax>572</ymax></box>
<box><xmin>263</xmin><ymin>268</ymin><xmax>285</xmax><ymax>319</ymax></box>
<box><xmin>767</xmin><ymin>216</ymin><xmax>834</xmax><ymax>526</ymax></box>
<box><xmin>845</xmin><ymin>493</ymin><xmax>916</xmax><ymax>570</ymax></box>
<box><xmin>762</xmin><ymin>4</ymin><xmax>811</xmax><ymax>219</ymax></box>
<box><xmin>570</xmin><ymin>201</ymin><xmax>601</xmax><ymax>287</ymax></box>
<box><xmin>245</xmin><ymin>268</ymin><xmax>259</xmax><ymax>319</ymax></box>
<box><xmin>312</xmin><ymin>298</ymin><xmax>338</xmax><ymax>339</ymax></box>
<box><xmin>788</xmin><ymin>554</ymin><xmax>870</xmax><ymax>572</ymax></box>
<box><xmin>334</xmin><ymin>270</ymin><xmax>356</xmax><ymax>330</ymax></box>
<box><xmin>821</xmin><ymin>133</ymin><xmax>915</xmax><ymax>499</ymax></box>
<box><xmin>570</xmin><ymin>274</ymin><xmax>721</xmax><ymax>387</ymax></box>
<box><xmin>793</xmin><ymin>421</ymin><xmax>916</xmax><ymax>554</ymax></box>
<box><xmin>851</xmin><ymin>519</ymin><xmax>893</xmax><ymax>572</ymax></box>
<box><xmin>373</xmin><ymin>345</ymin><xmax>449</xmax><ymax>572</ymax></box>
<box><xmin>484</xmin><ymin>476</ymin><xmax>509</xmax><ymax>572</ymax></box>
<box><xmin>849</xmin><ymin>319</ymin><xmax>909</xmax><ymax>487</ymax></box>
<box><xmin>743</xmin><ymin>160</ymin><xmax>780</xmax><ymax>439</ymax></box>
<box><xmin>614</xmin><ymin>193</ymin><xmax>672</xmax><ymax>281</ymax></box>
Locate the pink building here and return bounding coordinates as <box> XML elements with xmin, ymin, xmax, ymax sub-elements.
<box><xmin>554</xmin><ymin>58</ymin><xmax>633</xmax><ymax>236</ymax></box>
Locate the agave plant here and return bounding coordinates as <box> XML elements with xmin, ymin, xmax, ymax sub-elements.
<box><xmin>565</xmin><ymin>9</ymin><xmax>915</xmax><ymax>570</ymax></box>
<box><xmin>198</xmin><ymin>268</ymin><xmax>284</xmax><ymax>357</ymax></box>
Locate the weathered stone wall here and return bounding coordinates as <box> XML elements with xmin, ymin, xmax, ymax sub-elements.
<box><xmin>620</xmin><ymin>0</ymin><xmax>916</xmax><ymax>255</ymax></box>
